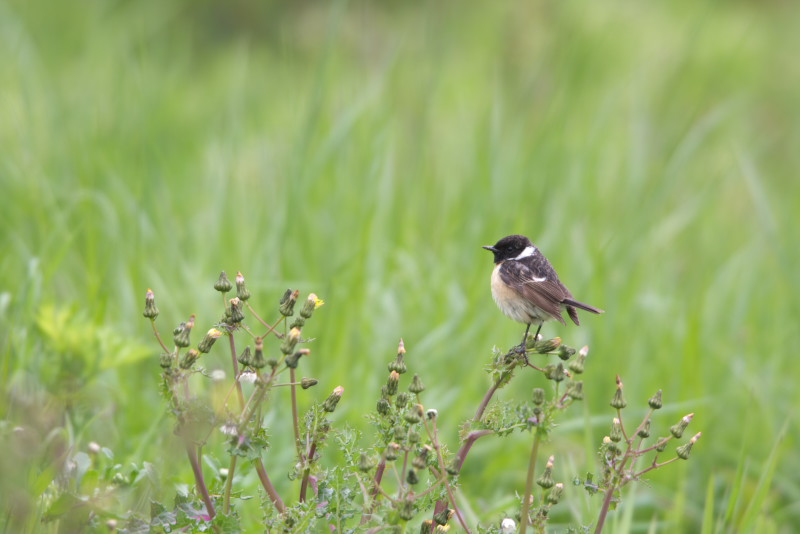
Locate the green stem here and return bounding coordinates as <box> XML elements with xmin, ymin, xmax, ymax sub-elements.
<box><xmin>290</xmin><ymin>368</ymin><xmax>302</xmax><ymax>459</ymax></box>
<box><xmin>519</xmin><ymin>429</ymin><xmax>541</xmax><ymax>534</ymax></box>
<box><xmin>223</xmin><ymin>456</ymin><xmax>237</xmax><ymax>515</ymax></box>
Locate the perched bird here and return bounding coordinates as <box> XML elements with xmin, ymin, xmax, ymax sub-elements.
<box><xmin>483</xmin><ymin>234</ymin><xmax>603</xmax><ymax>349</ymax></box>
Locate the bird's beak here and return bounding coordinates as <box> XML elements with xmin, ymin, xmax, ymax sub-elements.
<box><xmin>482</xmin><ymin>245</ymin><xmax>497</xmax><ymax>252</ymax></box>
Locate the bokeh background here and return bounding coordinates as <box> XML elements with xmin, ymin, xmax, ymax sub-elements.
<box><xmin>1</xmin><ymin>0</ymin><xmax>798</xmax><ymax>532</ymax></box>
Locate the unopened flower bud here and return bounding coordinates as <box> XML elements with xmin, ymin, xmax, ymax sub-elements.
<box><xmin>567</xmin><ymin>381</ymin><xmax>584</xmax><ymax>400</ymax></box>
<box><xmin>610</xmin><ymin>376</ymin><xmax>627</xmax><ymax>409</ymax></box>
<box><xmin>406</xmin><ymin>468</ymin><xmax>419</xmax><ymax>485</ymax></box>
<box><xmin>359</xmin><ymin>453</ymin><xmax>375</xmax><ymax>472</ymax></box>
<box><xmin>300</xmin><ymin>377</ymin><xmax>318</xmax><ymax>389</ymax></box>
<box><xmin>280</xmin><ymin>327</ymin><xmax>301</xmax><ymax>354</ymax></box>
<box><xmin>420</xmin><ymin>520</ymin><xmax>434</xmax><ymax>534</ymax></box>
<box><xmin>537</xmin><ymin>455</ymin><xmax>555</xmax><ymax>488</ymax></box>
<box><xmin>399</xmin><ymin>499</ymin><xmax>415</xmax><ymax>520</ymax></box>
<box><xmin>532</xmin><ymin>388</ymin><xmax>545</xmax><ymax>405</ymax></box>
<box><xmin>300</xmin><ymin>293</ymin><xmax>319</xmax><ymax>319</ymax></box>
<box><xmin>279</xmin><ymin>289</ymin><xmax>300</xmax><ymax>316</ymax></box>
<box><xmin>446</xmin><ymin>458</ymin><xmax>460</xmax><ymax>475</ymax></box>
<box><xmin>556</xmin><ymin>344</ymin><xmax>576</xmax><ymax>361</ymax></box>
<box><xmin>387</xmin><ymin>370</ymin><xmax>400</xmax><ymax>396</ymax></box>
<box><xmin>404</xmin><ymin>404</ymin><xmax>424</xmax><ymax>424</ymax></box>
<box><xmin>610</xmin><ymin>418</ymin><xmax>623</xmax><ymax>442</ymax></box>
<box><xmin>214</xmin><ymin>272</ymin><xmax>233</xmax><ymax>293</ymax></box>
<box><xmin>530</xmin><ymin>337</ymin><xmax>562</xmax><ymax>353</ymax></box>
<box><xmin>433</xmin><ymin>508</ymin><xmax>453</xmax><ymax>526</ymax></box>
<box><xmin>670</xmin><ymin>413</ymin><xmax>694</xmax><ymax>438</ymax></box>
<box><xmin>173</xmin><ymin>315</ymin><xmax>195</xmax><ymax>348</ymax></box>
<box><xmin>238</xmin><ymin>346</ymin><xmax>252</xmax><ymax>367</ymax></box>
<box><xmin>603</xmin><ymin>436</ymin><xmax>620</xmax><ymax>455</ymax></box>
<box><xmin>228</xmin><ymin>297</ymin><xmax>245</xmax><ymax>323</ymax></box>
<box><xmin>648</xmin><ymin>390</ymin><xmax>663</xmax><ymax>410</ymax></box>
<box><xmin>551</xmin><ymin>363</ymin><xmax>566</xmax><ymax>382</ymax></box>
<box><xmin>409</xmin><ymin>374</ymin><xmax>425</xmax><ymax>394</ymax></box>
<box><xmin>143</xmin><ymin>289</ymin><xmax>159</xmax><ymax>319</ymax></box>
<box><xmin>569</xmin><ymin>346</ymin><xmax>589</xmax><ymax>374</ymax></box>
<box><xmin>676</xmin><ymin>432</ymin><xmax>701</xmax><ymax>460</ymax></box>
<box><xmin>235</xmin><ymin>272</ymin><xmax>251</xmax><ymax>301</ymax></box>
<box><xmin>322</xmin><ymin>386</ymin><xmax>344</xmax><ymax>412</ymax></box>
<box><xmin>252</xmin><ymin>337</ymin><xmax>266</xmax><ymax>369</ymax></box>
<box><xmin>547</xmin><ymin>482</ymin><xmax>565</xmax><ymax>505</ymax></box>
<box><xmin>385</xmin><ymin>443</ymin><xmax>400</xmax><ymax>461</ymax></box>
<box><xmin>412</xmin><ymin>450</ymin><xmax>427</xmax><ymax>470</ymax></box>
<box><xmin>396</xmin><ymin>392</ymin><xmax>410</xmax><ymax>409</ymax></box>
<box><xmin>655</xmin><ymin>437</ymin><xmax>668</xmax><ymax>452</ymax></box>
<box><xmin>197</xmin><ymin>328</ymin><xmax>223</xmax><ymax>353</ymax></box>
<box><xmin>377</xmin><ymin>398</ymin><xmax>391</xmax><ymax>415</ymax></box>
<box><xmin>393</xmin><ymin>426</ymin><xmax>406</xmax><ymax>441</ymax></box>
<box><xmin>637</xmin><ymin>419</ymin><xmax>651</xmax><ymax>438</ymax></box>
<box><xmin>286</xmin><ymin>348</ymin><xmax>310</xmax><ymax>369</ymax></box>
<box><xmin>180</xmin><ymin>349</ymin><xmax>200</xmax><ymax>369</ymax></box>
<box><xmin>159</xmin><ymin>353</ymin><xmax>173</xmax><ymax>368</ymax></box>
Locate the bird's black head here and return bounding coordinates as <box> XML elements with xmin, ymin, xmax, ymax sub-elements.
<box><xmin>482</xmin><ymin>234</ymin><xmax>534</xmax><ymax>263</ymax></box>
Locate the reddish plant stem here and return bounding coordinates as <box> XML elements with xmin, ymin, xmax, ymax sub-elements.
<box><xmin>299</xmin><ymin>442</ymin><xmax>317</xmax><ymax>502</ymax></box>
<box><xmin>255</xmin><ymin>459</ymin><xmax>286</xmax><ymax>512</ymax></box>
<box><xmin>185</xmin><ymin>442</ymin><xmax>216</xmax><ymax>519</ymax></box>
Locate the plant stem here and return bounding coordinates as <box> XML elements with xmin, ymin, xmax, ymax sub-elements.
<box><xmin>519</xmin><ymin>429</ymin><xmax>541</xmax><ymax>534</ymax></box>
<box><xmin>150</xmin><ymin>320</ymin><xmax>171</xmax><ymax>353</ymax></box>
<box><xmin>223</xmin><ymin>456</ymin><xmax>237</xmax><ymax>515</ymax></box>
<box><xmin>255</xmin><ymin>458</ymin><xmax>286</xmax><ymax>512</ymax></box>
<box><xmin>185</xmin><ymin>442</ymin><xmax>216</xmax><ymax>519</ymax></box>
<box><xmin>228</xmin><ymin>333</ymin><xmax>246</xmax><ymax>408</ymax></box>
<box><xmin>299</xmin><ymin>441</ymin><xmax>317</xmax><ymax>502</ymax></box>
<box><xmin>289</xmin><ymin>368</ymin><xmax>302</xmax><ymax>459</ymax></box>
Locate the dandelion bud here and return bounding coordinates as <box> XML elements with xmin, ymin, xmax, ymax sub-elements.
<box><xmin>551</xmin><ymin>363</ymin><xmax>566</xmax><ymax>382</ymax></box>
<box><xmin>228</xmin><ymin>297</ymin><xmax>245</xmax><ymax>323</ymax></box>
<box><xmin>547</xmin><ymin>482</ymin><xmax>565</xmax><ymax>505</ymax></box>
<box><xmin>399</xmin><ymin>499</ymin><xmax>415</xmax><ymax>521</ymax></box>
<box><xmin>530</xmin><ymin>337</ymin><xmax>562</xmax><ymax>353</ymax></box>
<box><xmin>322</xmin><ymin>386</ymin><xmax>344</xmax><ymax>412</ymax></box>
<box><xmin>252</xmin><ymin>337</ymin><xmax>266</xmax><ymax>369</ymax></box>
<box><xmin>532</xmin><ymin>388</ymin><xmax>545</xmax><ymax>405</ymax></box>
<box><xmin>500</xmin><ymin>518</ymin><xmax>516</xmax><ymax>534</ymax></box>
<box><xmin>676</xmin><ymin>432</ymin><xmax>701</xmax><ymax>460</ymax></box>
<box><xmin>396</xmin><ymin>392</ymin><xmax>410</xmax><ymax>409</ymax></box>
<box><xmin>300</xmin><ymin>293</ymin><xmax>319</xmax><ymax>319</ymax></box>
<box><xmin>537</xmin><ymin>455</ymin><xmax>555</xmax><ymax>488</ymax></box>
<box><xmin>159</xmin><ymin>353</ymin><xmax>173</xmax><ymax>368</ymax></box>
<box><xmin>359</xmin><ymin>453</ymin><xmax>375</xmax><ymax>472</ymax></box>
<box><xmin>603</xmin><ymin>436</ymin><xmax>620</xmax><ymax>455</ymax></box>
<box><xmin>300</xmin><ymin>377</ymin><xmax>318</xmax><ymax>389</ymax></box>
<box><xmin>409</xmin><ymin>374</ymin><xmax>425</xmax><ymax>394</ymax></box>
<box><xmin>406</xmin><ymin>468</ymin><xmax>419</xmax><ymax>485</ymax></box>
<box><xmin>408</xmin><ymin>430</ymin><xmax>421</xmax><ymax>443</ymax></box>
<box><xmin>386</xmin><ymin>370</ymin><xmax>400</xmax><ymax>396</ymax></box>
<box><xmin>610</xmin><ymin>418</ymin><xmax>623</xmax><ymax>442</ymax></box>
<box><xmin>404</xmin><ymin>404</ymin><xmax>424</xmax><ymax>424</ymax></box>
<box><xmin>285</xmin><ymin>348</ymin><xmax>310</xmax><ymax>369</ymax></box>
<box><xmin>280</xmin><ymin>327</ymin><xmax>301</xmax><ymax>355</ymax></box>
<box><xmin>180</xmin><ymin>349</ymin><xmax>200</xmax><ymax>369</ymax></box>
<box><xmin>279</xmin><ymin>289</ymin><xmax>300</xmax><ymax>316</ymax></box>
<box><xmin>670</xmin><ymin>413</ymin><xmax>694</xmax><ymax>438</ymax></box>
<box><xmin>648</xmin><ymin>390</ymin><xmax>663</xmax><ymax>410</ymax></box>
<box><xmin>569</xmin><ymin>345</ymin><xmax>588</xmax><ymax>374</ymax></box>
<box><xmin>238</xmin><ymin>346</ymin><xmax>252</xmax><ymax>367</ymax></box>
<box><xmin>385</xmin><ymin>443</ymin><xmax>400</xmax><ymax>462</ymax></box>
<box><xmin>235</xmin><ymin>272</ymin><xmax>251</xmax><ymax>301</ymax></box>
<box><xmin>197</xmin><ymin>328</ymin><xmax>223</xmax><ymax>353</ymax></box>
<box><xmin>143</xmin><ymin>289</ymin><xmax>159</xmax><ymax>319</ymax></box>
<box><xmin>377</xmin><ymin>398</ymin><xmax>391</xmax><ymax>415</ymax></box>
<box><xmin>389</xmin><ymin>351</ymin><xmax>407</xmax><ymax>374</ymax></box>
<box><xmin>214</xmin><ymin>272</ymin><xmax>233</xmax><ymax>293</ymax></box>
<box><xmin>556</xmin><ymin>344</ymin><xmax>576</xmax><ymax>361</ymax></box>
<box><xmin>610</xmin><ymin>376</ymin><xmax>627</xmax><ymax>409</ymax></box>
<box><xmin>173</xmin><ymin>315</ymin><xmax>195</xmax><ymax>348</ymax></box>
<box><xmin>637</xmin><ymin>419</ymin><xmax>651</xmax><ymax>438</ymax></box>
<box><xmin>567</xmin><ymin>381</ymin><xmax>584</xmax><ymax>400</ymax></box>
<box><xmin>433</xmin><ymin>508</ymin><xmax>453</xmax><ymax>526</ymax></box>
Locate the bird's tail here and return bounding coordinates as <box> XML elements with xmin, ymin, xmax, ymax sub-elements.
<box><xmin>563</xmin><ymin>298</ymin><xmax>604</xmax><ymax>326</ymax></box>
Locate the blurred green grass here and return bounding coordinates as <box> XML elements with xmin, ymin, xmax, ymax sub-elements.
<box><xmin>1</xmin><ymin>0</ymin><xmax>798</xmax><ymax>531</ymax></box>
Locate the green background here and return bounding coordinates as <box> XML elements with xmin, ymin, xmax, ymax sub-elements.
<box><xmin>1</xmin><ymin>0</ymin><xmax>798</xmax><ymax>532</ymax></box>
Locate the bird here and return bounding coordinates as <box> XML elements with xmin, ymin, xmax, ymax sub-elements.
<box><xmin>483</xmin><ymin>234</ymin><xmax>603</xmax><ymax>350</ymax></box>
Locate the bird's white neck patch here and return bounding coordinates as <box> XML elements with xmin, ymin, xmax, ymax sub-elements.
<box><xmin>513</xmin><ymin>246</ymin><xmax>537</xmax><ymax>260</ymax></box>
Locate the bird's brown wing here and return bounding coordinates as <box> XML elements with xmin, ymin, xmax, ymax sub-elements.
<box><xmin>498</xmin><ymin>261</ymin><xmax>569</xmax><ymax>325</ymax></box>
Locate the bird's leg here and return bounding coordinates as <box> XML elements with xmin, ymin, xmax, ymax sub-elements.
<box><xmin>533</xmin><ymin>324</ymin><xmax>542</xmax><ymax>342</ymax></box>
<box><xmin>516</xmin><ymin>324</ymin><xmax>532</xmax><ymax>354</ymax></box>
